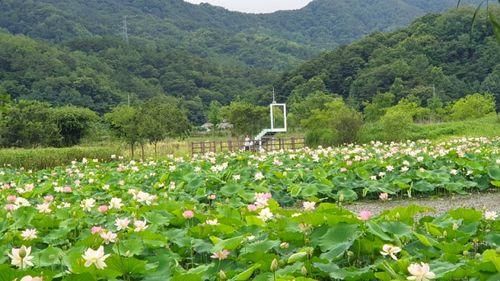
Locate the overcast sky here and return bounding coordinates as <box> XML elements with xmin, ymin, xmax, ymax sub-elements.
<box><xmin>184</xmin><ymin>0</ymin><xmax>313</xmax><ymax>13</ymax></box>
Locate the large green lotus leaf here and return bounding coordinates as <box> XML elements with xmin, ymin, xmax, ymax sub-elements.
<box><xmin>314</xmin><ymin>262</ymin><xmax>373</xmax><ymax>280</ymax></box>
<box><xmin>485</xmin><ymin>233</ymin><xmax>500</xmax><ymax>247</ymax></box>
<box><xmin>115</xmin><ymin>238</ymin><xmax>144</xmax><ymax>256</ymax></box>
<box><xmin>221</xmin><ymin>183</ymin><xmax>243</xmax><ymax>196</ymax></box>
<box><xmin>488</xmin><ymin>166</ymin><xmax>500</xmax><ymax>180</ymax></box>
<box><xmin>413</xmin><ymin>181</ymin><xmax>435</xmax><ymax>192</ymax></box>
<box><xmin>430</xmin><ymin>261</ymin><xmax>465</xmax><ymax>278</ymax></box>
<box><xmin>366</xmin><ymin>221</ymin><xmax>392</xmax><ymax>241</ymax></box>
<box><xmin>483</xmin><ymin>249</ymin><xmax>500</xmax><ymax>272</ymax></box>
<box><xmin>315</xmin><ymin>223</ymin><xmax>360</xmax><ymax>261</ymax></box>
<box><xmin>211</xmin><ymin>235</ymin><xmax>245</xmax><ymax>252</ymax></box>
<box><xmin>36</xmin><ymin>246</ymin><xmax>64</xmax><ymax>267</ymax></box>
<box><xmin>379</xmin><ymin>222</ymin><xmax>412</xmax><ymax>238</ymax></box>
<box><xmin>276</xmin><ymin>262</ymin><xmax>303</xmax><ymax>276</ymax></box>
<box><xmin>138</xmin><ymin>231</ymin><xmax>168</xmax><ymax>248</ymax></box>
<box><xmin>379</xmin><ymin>205</ymin><xmax>434</xmax><ymax>224</ymax></box>
<box><xmin>448</xmin><ymin>208</ymin><xmax>483</xmax><ymax>223</ymax></box>
<box><xmin>336</xmin><ymin>188</ymin><xmax>358</xmax><ymax>202</ymax></box>
<box><xmin>232</xmin><ymin>263</ymin><xmax>261</xmax><ymax>281</ymax></box>
<box><xmin>63</xmin><ymin>273</ymin><xmax>97</xmax><ymax>281</ymax></box>
<box><xmin>106</xmin><ymin>255</ymin><xmax>147</xmax><ymax>275</ymax></box>
<box><xmin>241</xmin><ymin>240</ymin><xmax>280</xmax><ymax>254</ymax></box>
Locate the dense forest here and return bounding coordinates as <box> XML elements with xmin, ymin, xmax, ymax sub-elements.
<box><xmin>0</xmin><ymin>0</ymin><xmax>497</xmax><ymax>128</ymax></box>
<box><xmin>0</xmin><ymin>0</ymin><xmax>481</xmax><ymax>70</ymax></box>
<box><xmin>275</xmin><ymin>8</ymin><xmax>500</xmax><ymax>111</ymax></box>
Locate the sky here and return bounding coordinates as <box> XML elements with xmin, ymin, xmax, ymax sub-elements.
<box><xmin>184</xmin><ymin>0</ymin><xmax>313</xmax><ymax>13</ymax></box>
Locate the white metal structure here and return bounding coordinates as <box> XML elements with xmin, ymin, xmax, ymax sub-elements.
<box><xmin>254</xmin><ymin>90</ymin><xmax>287</xmax><ymax>147</ymax></box>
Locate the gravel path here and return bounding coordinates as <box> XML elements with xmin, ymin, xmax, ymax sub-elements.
<box><xmin>345</xmin><ymin>191</ymin><xmax>500</xmax><ymax>216</ymax></box>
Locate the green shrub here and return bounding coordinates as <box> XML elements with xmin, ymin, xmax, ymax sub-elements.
<box><xmin>449</xmin><ymin>93</ymin><xmax>495</xmax><ymax>120</ymax></box>
<box><xmin>302</xmin><ymin>99</ymin><xmax>363</xmax><ymax>146</ymax></box>
<box><xmin>0</xmin><ymin>146</ymin><xmax>119</xmax><ymax>170</ymax></box>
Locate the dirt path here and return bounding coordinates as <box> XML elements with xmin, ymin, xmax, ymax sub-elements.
<box><xmin>345</xmin><ymin>191</ymin><xmax>500</xmax><ymax>216</ymax></box>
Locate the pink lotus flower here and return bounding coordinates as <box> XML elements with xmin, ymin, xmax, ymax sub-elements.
<box><xmin>247</xmin><ymin>204</ymin><xmax>257</xmax><ymax>212</ymax></box>
<box><xmin>7</xmin><ymin>195</ymin><xmax>17</xmax><ymax>202</ymax></box>
<box><xmin>208</xmin><ymin>194</ymin><xmax>216</xmax><ymax>200</ymax></box>
<box><xmin>358</xmin><ymin>210</ymin><xmax>373</xmax><ymax>221</ymax></box>
<box><xmin>44</xmin><ymin>195</ymin><xmax>54</xmax><ymax>202</ymax></box>
<box><xmin>183</xmin><ymin>210</ymin><xmax>194</xmax><ymax>219</ymax></box>
<box><xmin>63</xmin><ymin>186</ymin><xmax>72</xmax><ymax>193</ymax></box>
<box><xmin>379</xmin><ymin>193</ymin><xmax>389</xmax><ymax>201</ymax></box>
<box><xmin>98</xmin><ymin>205</ymin><xmax>108</xmax><ymax>213</ymax></box>
<box><xmin>91</xmin><ymin>226</ymin><xmax>103</xmax><ymax>234</ymax></box>
<box><xmin>5</xmin><ymin>204</ymin><xmax>16</xmax><ymax>212</ymax></box>
<box><xmin>211</xmin><ymin>249</ymin><xmax>230</xmax><ymax>260</ymax></box>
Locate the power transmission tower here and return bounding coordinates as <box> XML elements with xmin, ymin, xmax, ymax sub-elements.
<box><xmin>122</xmin><ymin>16</ymin><xmax>129</xmax><ymax>45</ymax></box>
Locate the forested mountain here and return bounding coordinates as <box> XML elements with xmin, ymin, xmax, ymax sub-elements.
<box><xmin>0</xmin><ymin>0</ymin><xmax>496</xmax><ymax>125</ymax></box>
<box><xmin>0</xmin><ymin>32</ymin><xmax>276</xmax><ymax>123</ymax></box>
<box><xmin>275</xmin><ymin>8</ymin><xmax>500</xmax><ymax>110</ymax></box>
<box><xmin>0</xmin><ymin>0</ymin><xmax>481</xmax><ymax>70</ymax></box>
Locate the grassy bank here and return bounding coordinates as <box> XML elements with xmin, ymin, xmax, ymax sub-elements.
<box><xmin>0</xmin><ymin>146</ymin><xmax>119</xmax><ymax>170</ymax></box>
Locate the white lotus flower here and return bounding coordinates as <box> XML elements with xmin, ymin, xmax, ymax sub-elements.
<box><xmin>21</xmin><ymin>228</ymin><xmax>37</xmax><ymax>241</ymax></box>
<box><xmin>100</xmin><ymin>231</ymin><xmax>117</xmax><ymax>244</ymax></box>
<box><xmin>484</xmin><ymin>211</ymin><xmax>497</xmax><ymax>220</ymax></box>
<box><xmin>258</xmin><ymin>207</ymin><xmax>274</xmax><ymax>222</ymax></box>
<box><xmin>302</xmin><ymin>201</ymin><xmax>316</xmax><ymax>211</ymax></box>
<box><xmin>205</xmin><ymin>219</ymin><xmax>219</xmax><ymax>225</ymax></box>
<box><xmin>134</xmin><ymin>219</ymin><xmax>148</xmax><ymax>232</ymax></box>
<box><xmin>407</xmin><ymin>262</ymin><xmax>436</xmax><ymax>281</ymax></box>
<box><xmin>80</xmin><ymin>198</ymin><xmax>96</xmax><ymax>211</ymax></box>
<box><xmin>109</xmin><ymin>197</ymin><xmax>123</xmax><ymax>210</ymax></box>
<box><xmin>115</xmin><ymin>217</ymin><xmax>130</xmax><ymax>231</ymax></box>
<box><xmin>36</xmin><ymin>202</ymin><xmax>51</xmax><ymax>214</ymax></box>
<box><xmin>8</xmin><ymin>245</ymin><xmax>34</xmax><ymax>269</ymax></box>
<box><xmin>20</xmin><ymin>276</ymin><xmax>42</xmax><ymax>281</ymax></box>
<box><xmin>82</xmin><ymin>246</ymin><xmax>110</xmax><ymax>269</ymax></box>
<box><xmin>380</xmin><ymin>244</ymin><xmax>401</xmax><ymax>260</ymax></box>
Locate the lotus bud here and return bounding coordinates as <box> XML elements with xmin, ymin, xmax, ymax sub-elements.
<box><xmin>463</xmin><ymin>250</ymin><xmax>469</xmax><ymax>256</ymax></box>
<box><xmin>279</xmin><ymin>242</ymin><xmax>289</xmax><ymax>249</ymax></box>
<box><xmin>19</xmin><ymin>246</ymin><xmax>27</xmax><ymax>258</ymax></box>
<box><xmin>218</xmin><ymin>270</ymin><xmax>227</xmax><ymax>280</ymax></box>
<box><xmin>270</xmin><ymin>258</ymin><xmax>279</xmax><ymax>272</ymax></box>
<box><xmin>338</xmin><ymin>193</ymin><xmax>344</xmax><ymax>202</ymax></box>
<box><xmin>301</xmin><ymin>265</ymin><xmax>308</xmax><ymax>276</ymax></box>
<box><xmin>347</xmin><ymin>250</ymin><xmax>354</xmax><ymax>257</ymax></box>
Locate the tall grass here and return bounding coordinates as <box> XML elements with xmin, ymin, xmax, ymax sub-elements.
<box><xmin>0</xmin><ymin>146</ymin><xmax>119</xmax><ymax>170</ymax></box>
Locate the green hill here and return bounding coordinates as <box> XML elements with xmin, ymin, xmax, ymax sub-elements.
<box><xmin>274</xmin><ymin>8</ymin><xmax>500</xmax><ymax>110</ymax></box>
<box><xmin>0</xmin><ymin>0</ymin><xmax>481</xmax><ymax>70</ymax></box>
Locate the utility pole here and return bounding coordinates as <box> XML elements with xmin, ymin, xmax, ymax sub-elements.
<box><xmin>122</xmin><ymin>16</ymin><xmax>129</xmax><ymax>45</ymax></box>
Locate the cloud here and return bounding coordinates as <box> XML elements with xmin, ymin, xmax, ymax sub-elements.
<box><xmin>184</xmin><ymin>0</ymin><xmax>313</xmax><ymax>13</ymax></box>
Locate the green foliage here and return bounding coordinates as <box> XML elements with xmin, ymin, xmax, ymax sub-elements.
<box><xmin>0</xmin><ymin>137</ymin><xmax>498</xmax><ymax>279</ymax></box>
<box><xmin>449</xmin><ymin>93</ymin><xmax>496</xmax><ymax>120</ymax></box>
<box><xmin>0</xmin><ymin>146</ymin><xmax>118</xmax><ymax>169</ymax></box>
<box><xmin>363</xmin><ymin>92</ymin><xmax>396</xmax><ymax>122</ymax></box>
<box><xmin>51</xmin><ymin>106</ymin><xmax>99</xmax><ymax>147</ymax></box>
<box><xmin>105</xmin><ymin>105</ymin><xmax>141</xmax><ymax>156</ymax></box>
<box><xmin>137</xmin><ymin>96</ymin><xmax>191</xmax><ymax>152</ymax></box>
<box><xmin>303</xmin><ymin>99</ymin><xmax>363</xmax><ymax>146</ymax></box>
<box><xmin>221</xmin><ymin>102</ymin><xmax>268</xmax><ymax>136</ymax></box>
<box><xmin>276</xmin><ymin>7</ymin><xmax>500</xmax><ymax>109</ymax></box>
<box><xmin>0</xmin><ymin>100</ymin><xmax>61</xmax><ymax>147</ymax></box>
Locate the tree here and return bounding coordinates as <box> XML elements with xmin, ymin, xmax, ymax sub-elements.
<box><xmin>449</xmin><ymin>93</ymin><xmax>496</xmax><ymax>120</ymax></box>
<box><xmin>221</xmin><ymin>102</ymin><xmax>268</xmax><ymax>136</ymax></box>
<box><xmin>363</xmin><ymin>92</ymin><xmax>395</xmax><ymax>122</ymax></box>
<box><xmin>138</xmin><ymin>96</ymin><xmax>191</xmax><ymax>156</ymax></box>
<box><xmin>105</xmin><ymin>105</ymin><xmax>141</xmax><ymax>158</ymax></box>
<box><xmin>207</xmin><ymin>101</ymin><xmax>222</xmax><ymax>127</ymax></box>
<box><xmin>50</xmin><ymin>106</ymin><xmax>99</xmax><ymax>146</ymax></box>
<box><xmin>302</xmin><ymin>99</ymin><xmax>363</xmax><ymax>146</ymax></box>
<box><xmin>0</xmin><ymin>100</ymin><xmax>60</xmax><ymax>147</ymax></box>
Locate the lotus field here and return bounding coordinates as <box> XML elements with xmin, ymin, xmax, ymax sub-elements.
<box><xmin>0</xmin><ymin>137</ymin><xmax>499</xmax><ymax>280</ymax></box>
